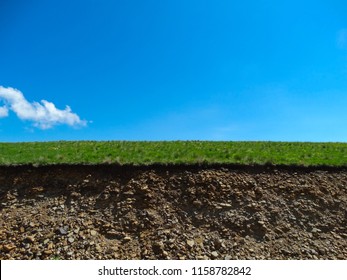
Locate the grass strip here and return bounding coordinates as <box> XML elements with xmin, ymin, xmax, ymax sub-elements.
<box><xmin>1</xmin><ymin>141</ymin><xmax>347</xmax><ymax>166</ymax></box>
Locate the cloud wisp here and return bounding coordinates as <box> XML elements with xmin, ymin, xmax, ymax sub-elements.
<box><xmin>0</xmin><ymin>86</ymin><xmax>87</xmax><ymax>129</ymax></box>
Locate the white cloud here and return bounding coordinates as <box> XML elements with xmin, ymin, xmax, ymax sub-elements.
<box><xmin>0</xmin><ymin>86</ymin><xmax>87</xmax><ymax>129</ymax></box>
<box><xmin>0</xmin><ymin>106</ymin><xmax>9</xmax><ymax>118</ymax></box>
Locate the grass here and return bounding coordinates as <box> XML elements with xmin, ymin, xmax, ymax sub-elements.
<box><xmin>1</xmin><ymin>141</ymin><xmax>347</xmax><ymax>167</ymax></box>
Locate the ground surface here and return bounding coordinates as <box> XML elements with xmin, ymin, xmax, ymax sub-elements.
<box><xmin>0</xmin><ymin>164</ymin><xmax>346</xmax><ymax>260</ymax></box>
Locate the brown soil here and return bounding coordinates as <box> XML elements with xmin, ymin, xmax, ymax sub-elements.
<box><xmin>0</xmin><ymin>164</ymin><xmax>346</xmax><ymax>260</ymax></box>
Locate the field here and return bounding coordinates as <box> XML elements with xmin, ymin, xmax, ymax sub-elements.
<box><xmin>1</xmin><ymin>141</ymin><xmax>347</xmax><ymax>166</ymax></box>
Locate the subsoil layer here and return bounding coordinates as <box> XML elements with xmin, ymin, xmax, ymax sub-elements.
<box><xmin>0</xmin><ymin>164</ymin><xmax>346</xmax><ymax>260</ymax></box>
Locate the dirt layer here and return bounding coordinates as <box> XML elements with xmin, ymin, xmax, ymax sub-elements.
<box><xmin>0</xmin><ymin>164</ymin><xmax>346</xmax><ymax>260</ymax></box>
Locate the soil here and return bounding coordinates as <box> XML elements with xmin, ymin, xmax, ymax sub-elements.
<box><xmin>0</xmin><ymin>164</ymin><xmax>346</xmax><ymax>260</ymax></box>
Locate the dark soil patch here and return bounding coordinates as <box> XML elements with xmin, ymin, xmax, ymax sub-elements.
<box><xmin>0</xmin><ymin>164</ymin><xmax>346</xmax><ymax>259</ymax></box>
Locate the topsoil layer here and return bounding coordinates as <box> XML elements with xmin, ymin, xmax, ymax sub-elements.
<box><xmin>0</xmin><ymin>164</ymin><xmax>346</xmax><ymax>260</ymax></box>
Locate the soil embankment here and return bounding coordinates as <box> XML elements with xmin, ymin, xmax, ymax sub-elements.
<box><xmin>0</xmin><ymin>164</ymin><xmax>346</xmax><ymax>259</ymax></box>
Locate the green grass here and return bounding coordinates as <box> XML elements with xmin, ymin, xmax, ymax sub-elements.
<box><xmin>0</xmin><ymin>141</ymin><xmax>347</xmax><ymax>166</ymax></box>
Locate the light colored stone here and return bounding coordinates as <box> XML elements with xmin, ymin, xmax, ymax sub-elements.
<box><xmin>186</xmin><ymin>239</ymin><xmax>195</xmax><ymax>248</ymax></box>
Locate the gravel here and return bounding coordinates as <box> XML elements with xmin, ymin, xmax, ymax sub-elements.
<box><xmin>0</xmin><ymin>164</ymin><xmax>346</xmax><ymax>260</ymax></box>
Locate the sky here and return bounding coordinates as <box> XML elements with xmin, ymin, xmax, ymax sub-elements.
<box><xmin>1</xmin><ymin>0</ymin><xmax>347</xmax><ymax>142</ymax></box>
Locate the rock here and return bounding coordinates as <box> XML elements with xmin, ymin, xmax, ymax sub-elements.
<box><xmin>68</xmin><ymin>237</ymin><xmax>75</xmax><ymax>243</ymax></box>
<box><xmin>219</xmin><ymin>203</ymin><xmax>232</xmax><ymax>208</ymax></box>
<box><xmin>311</xmin><ymin>228</ymin><xmax>321</xmax><ymax>233</ymax></box>
<box><xmin>57</xmin><ymin>227</ymin><xmax>68</xmax><ymax>235</ymax></box>
<box><xmin>3</xmin><ymin>244</ymin><xmax>16</xmax><ymax>252</ymax></box>
<box><xmin>214</xmin><ymin>239</ymin><xmax>223</xmax><ymax>249</ymax></box>
<box><xmin>186</xmin><ymin>240</ymin><xmax>195</xmax><ymax>248</ymax></box>
<box><xmin>123</xmin><ymin>236</ymin><xmax>132</xmax><ymax>242</ymax></box>
<box><xmin>193</xmin><ymin>200</ymin><xmax>202</xmax><ymax>207</ymax></box>
<box><xmin>197</xmin><ymin>255</ymin><xmax>209</xmax><ymax>260</ymax></box>
<box><xmin>24</xmin><ymin>236</ymin><xmax>34</xmax><ymax>245</ymax></box>
<box><xmin>95</xmin><ymin>245</ymin><xmax>102</xmax><ymax>252</ymax></box>
<box><xmin>90</xmin><ymin>230</ymin><xmax>97</xmax><ymax>236</ymax></box>
<box><xmin>152</xmin><ymin>241</ymin><xmax>165</xmax><ymax>254</ymax></box>
<box><xmin>211</xmin><ymin>251</ymin><xmax>219</xmax><ymax>258</ymax></box>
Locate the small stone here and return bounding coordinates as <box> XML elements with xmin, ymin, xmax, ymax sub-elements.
<box><xmin>193</xmin><ymin>200</ymin><xmax>202</xmax><ymax>207</ymax></box>
<box><xmin>162</xmin><ymin>250</ymin><xmax>169</xmax><ymax>257</ymax></box>
<box><xmin>310</xmin><ymin>249</ymin><xmax>318</xmax><ymax>255</ymax></box>
<box><xmin>95</xmin><ymin>245</ymin><xmax>102</xmax><ymax>252</ymax></box>
<box><xmin>68</xmin><ymin>237</ymin><xmax>75</xmax><ymax>243</ymax></box>
<box><xmin>123</xmin><ymin>236</ymin><xmax>132</xmax><ymax>242</ymax></box>
<box><xmin>3</xmin><ymin>244</ymin><xmax>16</xmax><ymax>252</ymax></box>
<box><xmin>219</xmin><ymin>203</ymin><xmax>232</xmax><ymax>207</ymax></box>
<box><xmin>43</xmin><ymin>250</ymin><xmax>52</xmax><ymax>255</ymax></box>
<box><xmin>211</xmin><ymin>251</ymin><xmax>219</xmax><ymax>258</ymax></box>
<box><xmin>124</xmin><ymin>190</ymin><xmax>134</xmax><ymax>195</ymax></box>
<box><xmin>57</xmin><ymin>227</ymin><xmax>68</xmax><ymax>235</ymax></box>
<box><xmin>25</xmin><ymin>236</ymin><xmax>35</xmax><ymax>243</ymax></box>
<box><xmin>90</xmin><ymin>230</ymin><xmax>97</xmax><ymax>236</ymax></box>
<box><xmin>152</xmin><ymin>241</ymin><xmax>165</xmax><ymax>254</ymax></box>
<box><xmin>214</xmin><ymin>239</ymin><xmax>223</xmax><ymax>249</ymax></box>
<box><xmin>186</xmin><ymin>240</ymin><xmax>195</xmax><ymax>248</ymax></box>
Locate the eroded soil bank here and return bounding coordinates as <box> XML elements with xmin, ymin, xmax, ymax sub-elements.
<box><xmin>0</xmin><ymin>164</ymin><xmax>346</xmax><ymax>260</ymax></box>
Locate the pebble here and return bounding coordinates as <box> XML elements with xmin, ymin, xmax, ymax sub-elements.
<box><xmin>25</xmin><ymin>236</ymin><xmax>35</xmax><ymax>243</ymax></box>
<box><xmin>186</xmin><ymin>240</ymin><xmax>195</xmax><ymax>248</ymax></box>
<box><xmin>57</xmin><ymin>227</ymin><xmax>68</xmax><ymax>235</ymax></box>
<box><xmin>123</xmin><ymin>236</ymin><xmax>132</xmax><ymax>242</ymax></box>
<box><xmin>219</xmin><ymin>203</ymin><xmax>232</xmax><ymax>207</ymax></box>
<box><xmin>3</xmin><ymin>244</ymin><xmax>16</xmax><ymax>252</ymax></box>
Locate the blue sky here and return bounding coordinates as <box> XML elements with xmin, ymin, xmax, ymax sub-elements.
<box><xmin>1</xmin><ymin>0</ymin><xmax>347</xmax><ymax>142</ymax></box>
